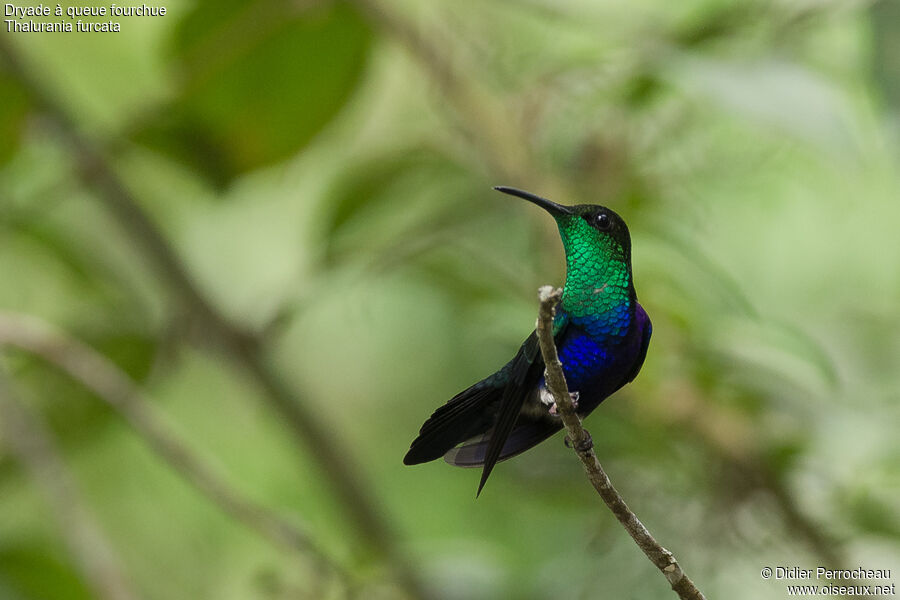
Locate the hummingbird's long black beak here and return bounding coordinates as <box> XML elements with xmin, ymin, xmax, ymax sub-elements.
<box><xmin>493</xmin><ymin>186</ymin><xmax>573</xmax><ymax>217</ymax></box>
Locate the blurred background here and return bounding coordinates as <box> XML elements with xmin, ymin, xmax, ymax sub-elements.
<box><xmin>1</xmin><ymin>0</ymin><xmax>899</xmax><ymax>598</ymax></box>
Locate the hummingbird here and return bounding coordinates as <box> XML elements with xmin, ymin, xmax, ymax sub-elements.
<box><xmin>403</xmin><ymin>186</ymin><xmax>652</xmax><ymax>496</ymax></box>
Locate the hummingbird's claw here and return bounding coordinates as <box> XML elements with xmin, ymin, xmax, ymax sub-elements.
<box><xmin>547</xmin><ymin>391</ymin><xmax>580</xmax><ymax>416</ymax></box>
<box><xmin>564</xmin><ymin>429</ymin><xmax>593</xmax><ymax>453</ymax></box>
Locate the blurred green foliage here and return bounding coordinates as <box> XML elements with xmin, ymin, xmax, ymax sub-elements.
<box><xmin>1</xmin><ymin>0</ymin><xmax>899</xmax><ymax>599</ymax></box>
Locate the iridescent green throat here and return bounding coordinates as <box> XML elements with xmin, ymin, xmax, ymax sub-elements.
<box><xmin>556</xmin><ymin>217</ymin><xmax>632</xmax><ymax>319</ymax></box>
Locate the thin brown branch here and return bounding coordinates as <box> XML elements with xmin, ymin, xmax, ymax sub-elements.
<box><xmin>535</xmin><ymin>286</ymin><xmax>706</xmax><ymax>600</ymax></box>
<box><xmin>0</xmin><ymin>312</ymin><xmax>347</xmax><ymax>585</ymax></box>
<box><xmin>0</xmin><ymin>371</ymin><xmax>140</xmax><ymax>600</ymax></box>
<box><xmin>0</xmin><ymin>38</ymin><xmax>428</xmax><ymax>600</ymax></box>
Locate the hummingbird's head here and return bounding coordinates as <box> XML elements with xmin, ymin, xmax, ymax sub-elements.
<box><xmin>494</xmin><ymin>186</ymin><xmax>632</xmax><ymax>265</ymax></box>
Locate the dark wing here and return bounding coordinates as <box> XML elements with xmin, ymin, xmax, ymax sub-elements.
<box><xmin>403</xmin><ymin>381</ymin><xmax>499</xmax><ymax>466</ymax></box>
<box><xmin>473</xmin><ymin>310</ymin><xmax>569</xmax><ymax>496</ymax></box>
<box><xmin>473</xmin><ymin>330</ymin><xmax>544</xmax><ymax>496</ymax></box>
<box><xmin>404</xmin><ymin>310</ymin><xmax>569</xmax><ymax>496</ymax></box>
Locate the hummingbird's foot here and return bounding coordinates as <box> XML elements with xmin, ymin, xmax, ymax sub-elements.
<box><xmin>542</xmin><ymin>390</ymin><xmax>579</xmax><ymax>416</ymax></box>
<box><xmin>564</xmin><ymin>429</ymin><xmax>594</xmax><ymax>453</ymax></box>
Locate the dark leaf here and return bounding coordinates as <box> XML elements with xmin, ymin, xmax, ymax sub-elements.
<box><xmin>0</xmin><ymin>70</ymin><xmax>29</xmax><ymax>165</ymax></box>
<box><xmin>0</xmin><ymin>545</ymin><xmax>92</xmax><ymax>600</ymax></box>
<box><xmin>843</xmin><ymin>488</ymin><xmax>900</xmax><ymax>539</ymax></box>
<box><xmin>134</xmin><ymin>0</ymin><xmax>372</xmax><ymax>186</ymax></box>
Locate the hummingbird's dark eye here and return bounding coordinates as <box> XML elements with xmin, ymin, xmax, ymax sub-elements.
<box><xmin>594</xmin><ymin>212</ymin><xmax>611</xmax><ymax>230</ymax></box>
